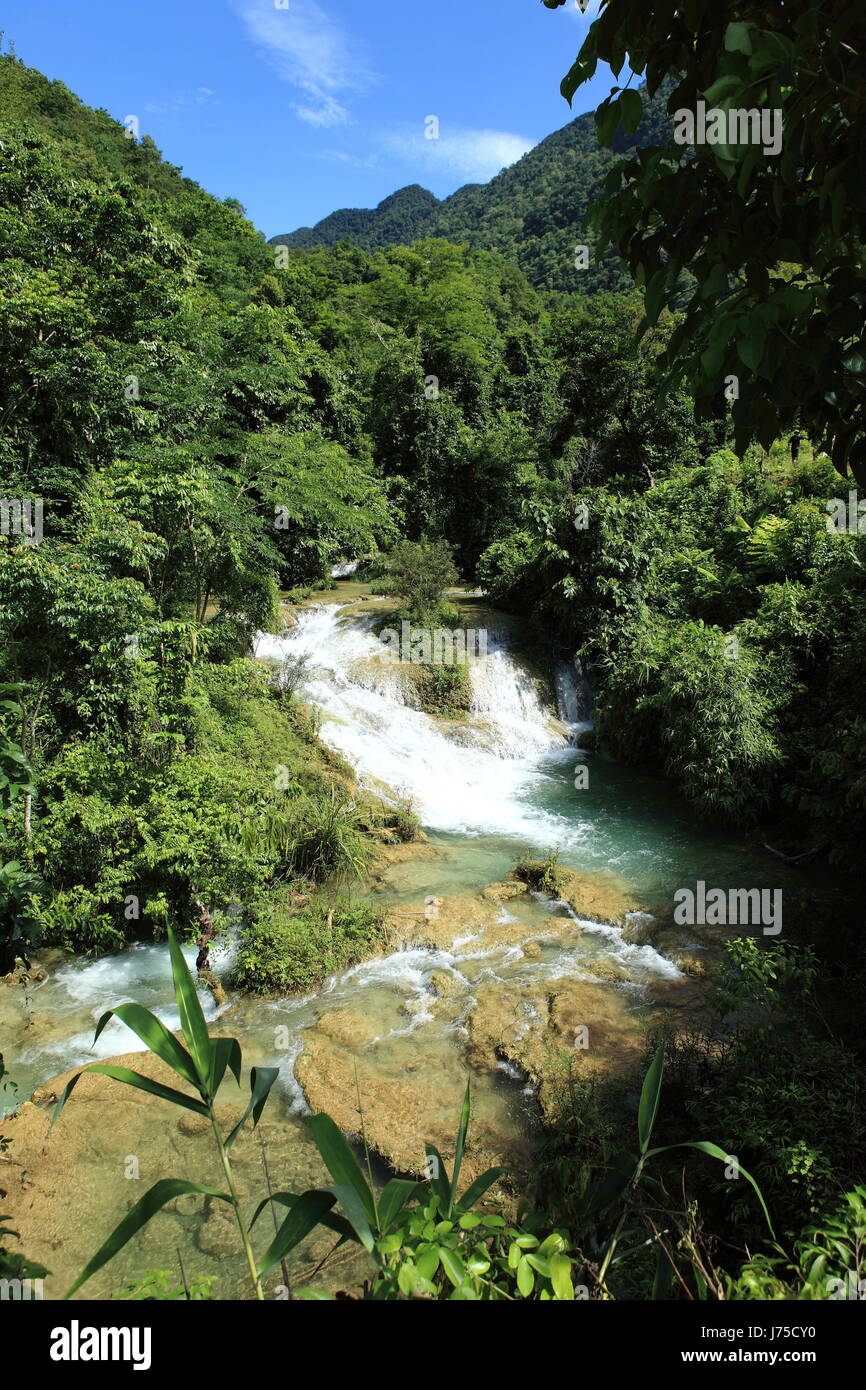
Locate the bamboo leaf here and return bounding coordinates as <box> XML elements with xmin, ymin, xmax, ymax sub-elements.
<box><xmin>423</xmin><ymin>1142</ymin><xmax>451</xmax><ymax>1210</ymax></box>
<box><xmin>326</xmin><ymin>1183</ymin><xmax>375</xmax><ymax>1252</ymax></box>
<box><xmin>64</xmin><ymin>1180</ymin><xmax>230</xmax><ymax>1298</ymax></box>
<box><xmin>257</xmin><ymin>1190</ymin><xmax>337</xmax><ymax>1280</ymax></box>
<box><xmin>52</xmin><ymin>1065</ymin><xmax>209</xmax><ymax>1131</ymax></box>
<box><xmin>457</xmin><ymin>1166</ymin><xmax>503</xmax><ymax>1211</ymax></box>
<box><xmin>449</xmin><ymin>1081</ymin><xmax>472</xmax><ymax>1212</ymax></box>
<box><xmin>92</xmin><ymin>1002</ymin><xmax>200</xmax><ymax>1091</ymax></box>
<box><xmin>167</xmin><ymin>925</ymin><xmax>211</xmax><ymax>1086</ymax></box>
<box><xmin>377</xmin><ymin>1178</ymin><xmax>423</xmax><ymax>1233</ymax></box>
<box><xmin>225</xmin><ymin>1066</ymin><xmax>278</xmax><ymax>1150</ymax></box>
<box><xmin>638</xmin><ymin>1045</ymin><xmax>665</xmax><ymax>1153</ymax></box>
<box><xmin>249</xmin><ymin>1191</ymin><xmax>355</xmax><ymax>1245</ymax></box>
<box><xmin>209</xmin><ymin>1036</ymin><xmax>242</xmax><ymax>1095</ymax></box>
<box><xmin>307</xmin><ymin>1113</ymin><xmax>376</xmax><ymax>1225</ymax></box>
<box><xmin>646</xmin><ymin>1140</ymin><xmax>774</xmax><ymax>1234</ymax></box>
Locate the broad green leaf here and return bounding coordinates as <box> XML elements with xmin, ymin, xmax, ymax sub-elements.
<box><xmin>619</xmin><ymin>89</ymin><xmax>643</xmax><ymax>134</ymax></box>
<box><xmin>646</xmin><ymin>1140</ymin><xmax>774</xmax><ymax>1234</ymax></box>
<box><xmin>549</xmin><ymin>1252</ymin><xmax>574</xmax><ymax>1300</ymax></box>
<box><xmin>516</xmin><ymin>1254</ymin><xmax>535</xmax><ymax>1296</ymax></box>
<box><xmin>449</xmin><ymin>1081</ymin><xmax>471</xmax><ymax>1211</ymax></box>
<box><xmin>638</xmin><ymin>1045</ymin><xmax>665</xmax><ymax>1153</ymax></box>
<box><xmin>225</xmin><ymin>1065</ymin><xmax>278</xmax><ymax>1149</ymax></box>
<box><xmin>64</xmin><ymin>1179</ymin><xmax>230</xmax><ymax>1298</ymax></box>
<box><xmin>307</xmin><ymin>1113</ymin><xmax>376</xmax><ymax>1226</ymax></box>
<box><xmin>438</xmin><ymin>1245</ymin><xmax>466</xmax><ymax>1288</ymax></box>
<box><xmin>415</xmin><ymin>1243</ymin><xmax>440</xmax><ymax>1281</ymax></box>
<box><xmin>724</xmin><ymin>22</ymin><xmax>753</xmax><ymax>55</ymax></box>
<box><xmin>377</xmin><ymin>1178</ymin><xmax>423</xmax><ymax>1233</ymax></box>
<box><xmin>52</xmin><ymin>1065</ymin><xmax>209</xmax><ymax>1132</ymax></box>
<box><xmin>257</xmin><ymin>1190</ymin><xmax>337</xmax><ymax>1280</ymax></box>
<box><xmin>167</xmin><ymin>926</ymin><xmax>211</xmax><ymax>1086</ymax></box>
<box><xmin>92</xmin><ymin>1002</ymin><xmax>200</xmax><ymax>1090</ymax></box>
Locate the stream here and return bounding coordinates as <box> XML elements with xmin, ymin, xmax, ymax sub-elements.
<box><xmin>0</xmin><ymin>593</ymin><xmax>795</xmax><ymax>1297</ymax></box>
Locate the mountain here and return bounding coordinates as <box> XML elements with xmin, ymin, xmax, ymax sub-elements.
<box><xmin>271</xmin><ymin>87</ymin><xmax>674</xmax><ymax>294</ymax></box>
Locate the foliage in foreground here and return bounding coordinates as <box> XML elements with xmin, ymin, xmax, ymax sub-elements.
<box><xmin>50</xmin><ymin>927</ymin><xmax>792</xmax><ymax>1302</ymax></box>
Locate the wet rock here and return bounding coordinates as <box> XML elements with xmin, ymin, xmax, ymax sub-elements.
<box><xmin>589</xmin><ymin>957</ymin><xmax>631</xmax><ymax>984</ymax></box>
<box><xmin>196</xmin><ymin>1213</ymin><xmax>238</xmax><ymax>1260</ymax></box>
<box><xmin>178</xmin><ymin>1113</ymin><xmax>210</xmax><ymax>1137</ymax></box>
<box><xmin>482</xmin><ymin>881</ymin><xmax>528</xmax><ymax>904</ymax></box>
<box><xmin>315</xmin><ymin>1008</ymin><xmax>380</xmax><ymax>1050</ymax></box>
<box><xmin>429</xmin><ymin>969</ymin><xmax>464</xmax><ymax>999</ymax></box>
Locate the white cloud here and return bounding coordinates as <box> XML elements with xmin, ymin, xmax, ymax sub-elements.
<box><xmin>381</xmin><ymin>125</ymin><xmax>536</xmax><ymax>183</ymax></box>
<box><xmin>233</xmin><ymin>0</ymin><xmax>372</xmax><ymax>127</ymax></box>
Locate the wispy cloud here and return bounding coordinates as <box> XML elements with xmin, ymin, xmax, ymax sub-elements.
<box><xmin>381</xmin><ymin>125</ymin><xmax>536</xmax><ymax>183</ymax></box>
<box><xmin>233</xmin><ymin>0</ymin><xmax>373</xmax><ymax>127</ymax></box>
<box><xmin>144</xmin><ymin>88</ymin><xmax>218</xmax><ymax>118</ymax></box>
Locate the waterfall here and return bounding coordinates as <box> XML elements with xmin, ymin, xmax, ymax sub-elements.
<box><xmin>254</xmin><ymin>605</ymin><xmax>581</xmax><ymax>839</ymax></box>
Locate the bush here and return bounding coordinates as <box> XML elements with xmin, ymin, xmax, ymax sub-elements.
<box><xmin>230</xmin><ymin>895</ymin><xmax>386</xmax><ymax>994</ymax></box>
<box><xmin>379</xmin><ymin>540</ymin><xmax>458</xmax><ymax>620</ymax></box>
<box><xmin>513</xmin><ymin>852</ymin><xmax>566</xmax><ymax>897</ymax></box>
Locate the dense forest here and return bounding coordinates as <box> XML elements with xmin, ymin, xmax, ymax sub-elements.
<box><xmin>1</xmin><ymin>0</ymin><xmax>865</xmax><ymax>1316</ymax></box>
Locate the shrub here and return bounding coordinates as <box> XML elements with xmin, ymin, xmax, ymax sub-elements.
<box><xmin>230</xmin><ymin>895</ymin><xmax>386</xmax><ymax>994</ymax></box>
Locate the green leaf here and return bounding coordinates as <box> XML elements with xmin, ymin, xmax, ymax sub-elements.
<box><xmin>249</xmin><ymin>1191</ymin><xmax>354</xmax><ymax>1246</ymax></box>
<box><xmin>737</xmin><ymin>332</ymin><xmax>766</xmax><ymax>372</ymax></box>
<box><xmin>326</xmin><ymin>1183</ymin><xmax>375</xmax><ymax>1253</ymax></box>
<box><xmin>90</xmin><ymin>1003</ymin><xmax>200</xmax><ymax>1090</ymax></box>
<box><xmin>209</xmin><ymin>1036</ymin><xmax>242</xmax><ymax>1095</ymax></box>
<box><xmin>64</xmin><ymin>1180</ymin><xmax>230</xmax><ymax>1298</ymax></box>
<box><xmin>225</xmin><ymin>1066</ymin><xmax>278</xmax><ymax>1150</ymax></box>
<box><xmin>167</xmin><ymin>926</ymin><xmax>211</xmax><ymax>1086</ymax></box>
<box><xmin>52</xmin><ymin>1065</ymin><xmax>209</xmax><ymax>1132</ymax></box>
<box><xmin>438</xmin><ymin>1245</ymin><xmax>466</xmax><ymax>1288</ymax></box>
<box><xmin>377</xmin><ymin>1178</ymin><xmax>423</xmax><ymax>1232</ymax></box>
<box><xmin>307</xmin><ymin>1113</ymin><xmax>376</xmax><ymax>1226</ymax></box>
<box><xmin>424</xmin><ymin>1142</ymin><xmax>451</xmax><ymax>1210</ymax></box>
<box><xmin>619</xmin><ymin>89</ymin><xmax>643</xmax><ymax>134</ymax></box>
<box><xmin>646</xmin><ymin>1141</ymin><xmax>774</xmax><ymax>1234</ymax></box>
<box><xmin>549</xmin><ymin>1252</ymin><xmax>574</xmax><ymax>1300</ymax></box>
<box><xmin>724</xmin><ymin>22</ymin><xmax>753</xmax><ymax>55</ymax></box>
<box><xmin>516</xmin><ymin>1254</ymin><xmax>535</xmax><ymax>1296</ymax></box>
<box><xmin>638</xmin><ymin>1045</ymin><xmax>665</xmax><ymax>1153</ymax></box>
<box><xmin>596</xmin><ymin>99</ymin><xmax>620</xmax><ymax>147</ymax></box>
<box><xmin>449</xmin><ymin>1081</ymin><xmax>471</xmax><ymax>1212</ymax></box>
<box><xmin>257</xmin><ymin>1190</ymin><xmax>337</xmax><ymax>1280</ymax></box>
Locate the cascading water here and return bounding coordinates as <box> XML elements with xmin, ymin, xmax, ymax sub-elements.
<box><xmin>254</xmin><ymin>604</ymin><xmax>584</xmax><ymax>841</ymax></box>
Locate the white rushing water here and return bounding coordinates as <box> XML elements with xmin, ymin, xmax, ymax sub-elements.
<box><xmin>254</xmin><ymin>604</ymin><xmax>589</xmax><ymax>840</ymax></box>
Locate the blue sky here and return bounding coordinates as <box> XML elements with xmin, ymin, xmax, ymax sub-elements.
<box><xmin>2</xmin><ymin>0</ymin><xmax>613</xmax><ymax>238</ymax></box>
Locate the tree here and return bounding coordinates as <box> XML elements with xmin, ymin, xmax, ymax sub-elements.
<box><xmin>544</xmin><ymin>0</ymin><xmax>866</xmax><ymax>480</ymax></box>
<box><xmin>380</xmin><ymin>540</ymin><xmax>458</xmax><ymax>618</ymax></box>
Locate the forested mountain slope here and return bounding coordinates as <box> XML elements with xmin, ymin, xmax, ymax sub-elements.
<box><xmin>271</xmin><ymin>86</ymin><xmax>674</xmax><ymax>294</ymax></box>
